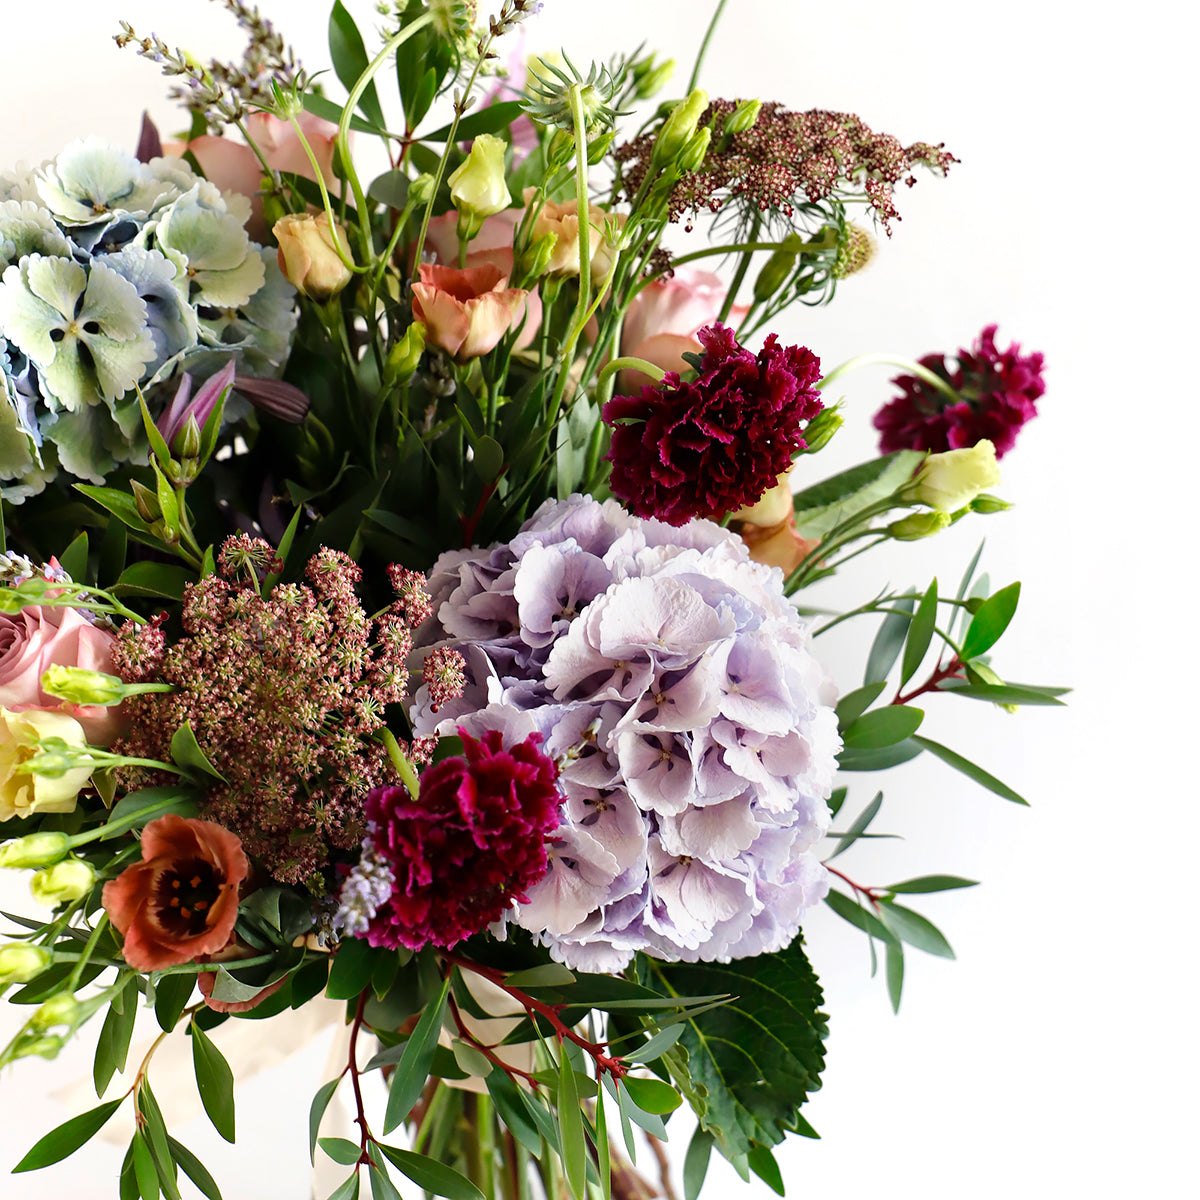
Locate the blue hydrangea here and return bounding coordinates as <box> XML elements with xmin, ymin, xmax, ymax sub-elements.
<box><xmin>0</xmin><ymin>140</ymin><xmax>297</xmax><ymax>499</ymax></box>
<box><xmin>411</xmin><ymin>495</ymin><xmax>841</xmax><ymax>972</ymax></box>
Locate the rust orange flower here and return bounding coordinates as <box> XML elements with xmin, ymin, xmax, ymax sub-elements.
<box><xmin>102</xmin><ymin>814</ymin><xmax>248</xmax><ymax>972</ymax></box>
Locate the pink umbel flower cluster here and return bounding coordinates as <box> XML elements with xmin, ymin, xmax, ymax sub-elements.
<box><xmin>111</xmin><ymin>536</ymin><xmax>434</xmax><ymax>886</ymax></box>
<box><xmin>615</xmin><ymin>100</ymin><xmax>956</xmax><ymax>233</ymax></box>
<box><xmin>356</xmin><ymin>728</ymin><xmax>563</xmax><ymax>950</ymax></box>
<box><xmin>874</xmin><ymin>325</ymin><xmax>1046</xmax><ymax>458</ymax></box>
<box><xmin>602</xmin><ymin>322</ymin><xmax>823</xmax><ymax>526</ymax></box>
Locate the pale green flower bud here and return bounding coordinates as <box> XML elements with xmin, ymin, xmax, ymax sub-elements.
<box><xmin>652</xmin><ymin>88</ymin><xmax>709</xmax><ymax>168</ymax></box>
<box><xmin>40</xmin><ymin>665</ymin><xmax>126</xmax><ymax>707</ymax></box>
<box><xmin>676</xmin><ymin>126</ymin><xmax>712</xmax><ymax>175</ymax></box>
<box><xmin>800</xmin><ymin>406</ymin><xmax>843</xmax><ymax>454</ymax></box>
<box><xmin>409</xmin><ymin>173</ymin><xmax>437</xmax><ymax>207</ymax></box>
<box><xmin>32</xmin><ymin>993</ymin><xmax>80</xmax><ymax>1029</ymax></box>
<box><xmin>586</xmin><ymin>131</ymin><xmax>616</xmax><ymax>165</ymax></box>
<box><xmin>130</xmin><ymin>479</ymin><xmax>161</xmax><ymax>523</ymax></box>
<box><xmin>970</xmin><ymin>493</ymin><xmax>1012</xmax><ymax>514</ymax></box>
<box><xmin>753</xmin><ymin>233</ymin><xmax>804</xmax><ymax>303</ymax></box>
<box><xmin>175</xmin><ymin>413</ymin><xmax>203</xmax><ymax>461</ymax></box>
<box><xmin>448</xmin><ymin>134</ymin><xmax>512</xmax><ymax>241</ymax></box>
<box><xmin>887</xmin><ymin>510</ymin><xmax>952</xmax><ymax>541</ymax></box>
<box><xmin>384</xmin><ymin>322</ymin><xmax>426</xmax><ymax>385</ymax></box>
<box><xmin>632</xmin><ymin>57</ymin><xmax>674</xmax><ymax>100</ymax></box>
<box><xmin>0</xmin><ymin>943</ymin><xmax>52</xmax><ymax>983</ymax></box>
<box><xmin>904</xmin><ymin>440</ymin><xmax>1001</xmax><ymax>513</ymax></box>
<box><xmin>25</xmin><ymin>1034</ymin><xmax>64</xmax><ymax>1059</ymax></box>
<box><xmin>0</xmin><ymin>832</ymin><xmax>70</xmax><ymax>869</ymax></box>
<box><xmin>724</xmin><ymin>99</ymin><xmax>762</xmax><ymax>135</ymax></box>
<box><xmin>30</xmin><ymin>858</ymin><xmax>96</xmax><ymax>907</ymax></box>
<box><xmin>516</xmin><ymin>231</ymin><xmax>559</xmax><ymax>281</ymax></box>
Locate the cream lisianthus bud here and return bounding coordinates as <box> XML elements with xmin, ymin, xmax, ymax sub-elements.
<box><xmin>274</xmin><ymin>213</ymin><xmax>354</xmax><ymax>302</ymax></box>
<box><xmin>449</xmin><ymin>134</ymin><xmax>512</xmax><ymax>240</ymax></box>
<box><xmin>31</xmin><ymin>858</ymin><xmax>96</xmax><ymax>906</ymax></box>
<box><xmin>0</xmin><ymin>943</ymin><xmax>51</xmax><ymax>983</ymax></box>
<box><xmin>32</xmin><ymin>993</ymin><xmax>80</xmax><ymax>1029</ymax></box>
<box><xmin>653</xmin><ymin>88</ymin><xmax>709</xmax><ymax>168</ymax></box>
<box><xmin>905</xmin><ymin>440</ymin><xmax>1001</xmax><ymax>513</ymax></box>
<box><xmin>40</xmin><ymin>665</ymin><xmax>126</xmax><ymax>707</ymax></box>
<box><xmin>887</xmin><ymin>510</ymin><xmax>952</xmax><ymax>541</ymax></box>
<box><xmin>0</xmin><ymin>831</ymin><xmax>70</xmax><ymax>868</ymax></box>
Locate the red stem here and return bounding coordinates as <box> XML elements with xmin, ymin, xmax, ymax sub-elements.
<box><xmin>825</xmin><ymin>863</ymin><xmax>882</xmax><ymax>909</ymax></box>
<box><xmin>448</xmin><ymin>992</ymin><xmax>541</xmax><ymax>1087</ymax></box>
<box><xmin>442</xmin><ymin>951</ymin><xmax>627</xmax><ymax>1080</ymax></box>
<box><xmin>348</xmin><ymin>989</ymin><xmax>373</xmax><ymax>1166</ymax></box>
<box><xmin>892</xmin><ymin>655</ymin><xmax>964</xmax><ymax>706</ymax></box>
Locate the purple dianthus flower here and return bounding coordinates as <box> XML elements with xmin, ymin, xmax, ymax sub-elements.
<box><xmin>602</xmin><ymin>323</ymin><xmax>823</xmax><ymax>526</ymax></box>
<box><xmin>874</xmin><ymin>324</ymin><xmax>1045</xmax><ymax>458</ymax></box>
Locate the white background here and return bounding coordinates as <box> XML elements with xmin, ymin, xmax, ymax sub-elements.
<box><xmin>1</xmin><ymin>1</ymin><xmax>1196</xmax><ymax>1198</ymax></box>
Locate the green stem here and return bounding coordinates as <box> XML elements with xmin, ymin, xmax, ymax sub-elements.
<box><xmin>818</xmin><ymin>354</ymin><xmax>962</xmax><ymax>407</ymax></box>
<box><xmin>596</xmin><ymin>356</ymin><xmax>667</xmax><ymax>389</ymax></box>
<box><xmin>379</xmin><ymin>728</ymin><xmax>421</xmax><ymax>799</ymax></box>
<box><xmin>688</xmin><ymin>0</ymin><xmax>730</xmax><ymax>91</ymax></box>
<box><xmin>716</xmin><ymin>212</ymin><xmax>759</xmax><ymax>324</ymax></box>
<box><xmin>286</xmin><ymin>114</ymin><xmax>363</xmax><ymax>274</ymax></box>
<box><xmin>63</xmin><ymin>914</ymin><xmax>109</xmax><ymax>993</ymax></box>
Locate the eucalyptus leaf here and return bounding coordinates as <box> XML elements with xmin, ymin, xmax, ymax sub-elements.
<box><xmin>622</xmin><ymin>1076</ymin><xmax>682</xmax><ymax>1114</ymax></box>
<box><xmin>837</xmin><ymin>738</ymin><xmax>924</xmax><ymax>771</ymax></box>
<box><xmin>835</xmin><ymin>681</ymin><xmax>886</xmax><ymax>731</ymax></box>
<box><xmin>557</xmin><ymin>1053</ymin><xmax>587</xmax><ymax>1200</ymax></box>
<box><xmin>823</xmin><ymin>890</ymin><xmax>900</xmax><ymax>950</ymax></box>
<box><xmin>167</xmin><ymin>1137</ymin><xmax>223</xmax><ymax>1200</ymax></box>
<box><xmin>320</xmin><ymin>1137</ymin><xmax>364</xmax><ymax>1166</ymax></box>
<box><xmin>683</xmin><ymin>1127</ymin><xmax>713</xmax><ymax>1200</ymax></box>
<box><xmin>885</xmin><ymin>874</ymin><xmax>979</xmax><ymax>894</ymax></box>
<box><xmin>309</xmin><ymin>1078</ymin><xmax>342</xmax><ymax>1163</ymax></box>
<box><xmin>383</xmin><ymin>975</ymin><xmax>450</xmax><ymax>1134</ymax></box>
<box><xmin>826</xmin><ymin>791</ymin><xmax>882</xmax><ymax>861</ymax></box>
<box><xmin>864</xmin><ymin>596</ymin><xmax>915</xmax><ymax>685</ymax></box>
<box><xmin>960</xmin><ymin>580</ymin><xmax>1020</xmax><ymax>661</ymax></box>
<box><xmin>886</xmin><ymin>942</ymin><xmax>904</xmax><ymax>1014</ymax></box>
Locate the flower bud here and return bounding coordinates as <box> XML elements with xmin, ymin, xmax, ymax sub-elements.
<box><xmin>0</xmin><ymin>832</ymin><xmax>71</xmax><ymax>869</ymax></box>
<box><xmin>25</xmin><ymin>1034</ymin><xmax>64</xmax><ymax>1060</ymax></box>
<box><xmin>448</xmin><ymin>134</ymin><xmax>512</xmax><ymax>240</ymax></box>
<box><xmin>274</xmin><ymin>213</ymin><xmax>354</xmax><ymax>302</ymax></box>
<box><xmin>753</xmin><ymin>233</ymin><xmax>804</xmax><ymax>303</ymax></box>
<box><xmin>632</xmin><ymin>56</ymin><xmax>674</xmax><ymax>100</ymax></box>
<box><xmin>40</xmin><ymin>665</ymin><xmax>126</xmax><ymax>707</ymax></box>
<box><xmin>175</xmin><ymin>413</ymin><xmax>203</xmax><ymax>460</ymax></box>
<box><xmin>676</xmin><ymin>126</ymin><xmax>712</xmax><ymax>175</ymax></box>
<box><xmin>652</xmin><ymin>88</ymin><xmax>709</xmax><ymax>168</ymax></box>
<box><xmin>0</xmin><ymin>943</ymin><xmax>51</xmax><ymax>983</ymax></box>
<box><xmin>130</xmin><ymin>479</ymin><xmax>161</xmax><ymax>523</ymax></box>
<box><xmin>903</xmin><ymin>440</ymin><xmax>1001</xmax><ymax>513</ymax></box>
<box><xmin>409</xmin><ymin>173</ymin><xmax>437</xmax><ymax>207</ymax></box>
<box><xmin>384</xmin><ymin>322</ymin><xmax>426</xmax><ymax>385</ymax></box>
<box><xmin>887</xmin><ymin>510</ymin><xmax>952</xmax><ymax>541</ymax></box>
<box><xmin>32</xmin><ymin>993</ymin><xmax>80</xmax><ymax>1029</ymax></box>
<box><xmin>724</xmin><ymin>99</ymin><xmax>761</xmax><ymax>135</ymax></box>
<box><xmin>800</xmin><ymin>406</ymin><xmax>843</xmax><ymax>454</ymax></box>
<box><xmin>970</xmin><ymin>493</ymin><xmax>1012</xmax><ymax>514</ymax></box>
<box><xmin>587</xmin><ymin>131</ymin><xmax>616</xmax><ymax>165</ymax></box>
<box><xmin>30</xmin><ymin>858</ymin><xmax>96</xmax><ymax>907</ymax></box>
<box><xmin>833</xmin><ymin>223</ymin><xmax>875</xmax><ymax>279</ymax></box>
<box><xmin>516</xmin><ymin>231</ymin><xmax>559</xmax><ymax>281</ymax></box>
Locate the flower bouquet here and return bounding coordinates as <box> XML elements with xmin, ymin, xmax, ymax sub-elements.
<box><xmin>0</xmin><ymin>2</ymin><xmax>1061</xmax><ymax>1198</ymax></box>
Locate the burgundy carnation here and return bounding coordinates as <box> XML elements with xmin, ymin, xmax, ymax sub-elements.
<box><xmin>363</xmin><ymin>729</ymin><xmax>562</xmax><ymax>950</ymax></box>
<box><xmin>602</xmin><ymin>322</ymin><xmax>823</xmax><ymax>526</ymax></box>
<box><xmin>874</xmin><ymin>325</ymin><xmax>1045</xmax><ymax>459</ymax></box>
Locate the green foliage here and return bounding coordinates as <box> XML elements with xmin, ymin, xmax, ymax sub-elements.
<box><xmin>13</xmin><ymin>1098</ymin><xmax>125</xmax><ymax>1172</ymax></box>
<box><xmin>191</xmin><ymin>1021</ymin><xmax>236</xmax><ymax>1143</ymax></box>
<box><xmin>383</xmin><ymin>974</ymin><xmax>450</xmax><ymax>1134</ymax></box>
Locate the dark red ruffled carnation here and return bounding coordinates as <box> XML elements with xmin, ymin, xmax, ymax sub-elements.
<box><xmin>364</xmin><ymin>729</ymin><xmax>563</xmax><ymax>950</ymax></box>
<box><xmin>602</xmin><ymin>322</ymin><xmax>823</xmax><ymax>526</ymax></box>
<box><xmin>874</xmin><ymin>325</ymin><xmax>1045</xmax><ymax>459</ymax></box>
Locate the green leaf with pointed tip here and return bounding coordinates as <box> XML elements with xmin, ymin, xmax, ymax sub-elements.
<box><xmin>747</xmin><ymin>1146</ymin><xmax>785</xmax><ymax>1196</ymax></box>
<box><xmin>886</xmin><ymin>942</ymin><xmax>904</xmax><ymax>1014</ymax></box>
<box><xmin>13</xmin><ymin>1099</ymin><xmax>125</xmax><ymax>1172</ymax></box>
<box><xmin>326</xmin><ymin>936</ymin><xmax>379</xmax><ymax>1000</ymax></box>
<box><xmin>912</xmin><ymin>735</ymin><xmax>1028</xmax><ymax>804</ymax></box>
<box><xmin>900</xmin><ymin>579</ymin><xmax>938</xmax><ymax>687</ymax></box>
<box><xmin>627</xmin><ymin>1022</ymin><xmax>685</xmax><ymax>1065</ymax></box>
<box><xmin>423</xmin><ymin>102</ymin><xmax>526</xmax><ymax>143</ymax></box>
<box><xmin>191</xmin><ymin>1022</ymin><xmax>235</xmax><ymax>1142</ymax></box>
<box><xmin>840</xmin><ymin>706</ymin><xmax>923</xmax><ymax>749</ymax></box>
<box><xmin>837</xmin><ymin>739</ymin><xmax>924</xmax><ymax>771</ymax></box>
<box><xmin>320</xmin><ymin>1138</ymin><xmax>363</xmax><ymax>1166</ymax></box>
<box><xmin>139</xmin><ymin>392</ymin><xmax>173</xmax><ymax>468</ymax></box>
<box><xmin>864</xmin><ymin>596</ymin><xmax>915</xmax><ymax>684</ymax></box>
<box><xmin>644</xmin><ymin>939</ymin><xmax>825</xmax><ymax>1161</ymax></box>
<box><xmin>960</xmin><ymin>580</ymin><xmax>1020</xmax><ymax>661</ymax></box>
<box><xmin>169</xmin><ymin>721</ymin><xmax>226</xmax><ymax>781</ymax></box>
<box><xmin>326</xmin><ymin>1172</ymin><xmax>361</xmax><ymax>1200</ymax></box>
<box><xmin>133</xmin><ymin>1130</ymin><xmax>159</xmax><ymax>1200</ymax></box>
<box><xmin>558</xmin><ymin>1053</ymin><xmax>587</xmax><ymax>1200</ymax></box>
<box><xmin>823</xmin><ymin>890</ymin><xmax>901</xmax><ymax>950</ymax></box>
<box><xmin>835</xmin><ymin>682</ymin><xmax>886</xmax><ymax>731</ymax></box>
<box><xmin>683</xmin><ymin>1127</ymin><xmax>713</xmax><ymax>1200</ymax></box>
<box><xmin>377</xmin><ymin>1145</ymin><xmax>485</xmax><ymax>1200</ymax></box>
<box><xmin>484</xmin><ymin>1069</ymin><xmax>542</xmax><ymax>1157</ymax></box>
<box><xmin>75</xmin><ymin>484</ymin><xmax>155</xmax><ymax>536</ymax></box>
<box><xmin>303</xmin><ymin>91</ymin><xmax>384</xmax><ymax>136</ymax></box>
<box><xmin>59</xmin><ymin>531</ymin><xmax>89</xmax><ymax>582</ymax></box>
<box><xmin>154</xmin><ymin>970</ymin><xmax>194</xmax><ymax>1031</ymax></box>
<box><xmin>309</xmin><ymin>1078</ymin><xmax>341</xmax><ymax>1163</ymax></box>
<box><xmin>94</xmin><ymin>979</ymin><xmax>137</xmax><ymax>1096</ymax></box>
<box><xmin>383</xmin><ymin>975</ymin><xmax>450</xmax><ymax>1134</ymax></box>
<box><xmin>885</xmin><ymin>874</ymin><xmax>979</xmax><ymax>894</ymax></box>
<box><xmin>328</xmin><ymin>1</ymin><xmax>387</xmax><ymax>129</ymax></box>
<box><xmin>369</xmin><ymin>1165</ymin><xmax>404</xmax><ymax>1200</ymax></box>
<box><xmin>877</xmin><ymin>901</ymin><xmax>955</xmax><ymax>959</ymax></box>
<box><xmin>826</xmin><ymin>791</ymin><xmax>883</xmax><ymax>860</ymax></box>
<box><xmin>114</xmin><ymin>561</ymin><xmax>192</xmax><ymax>600</ymax></box>
<box><xmin>504</xmin><ymin>963</ymin><xmax>576</xmax><ymax>988</ymax></box>
<box><xmin>167</xmin><ymin>1137</ymin><xmax>222</xmax><ymax>1200</ymax></box>
<box><xmin>937</xmin><ymin>680</ymin><xmax>1065</xmax><ymax>707</ymax></box>
<box><xmin>622</xmin><ymin>1076</ymin><xmax>682</xmax><ymax>1115</ymax></box>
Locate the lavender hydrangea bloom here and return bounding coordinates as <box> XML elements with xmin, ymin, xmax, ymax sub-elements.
<box><xmin>411</xmin><ymin>495</ymin><xmax>840</xmax><ymax>971</ymax></box>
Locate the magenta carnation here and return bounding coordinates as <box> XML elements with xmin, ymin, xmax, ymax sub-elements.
<box><xmin>363</xmin><ymin>729</ymin><xmax>563</xmax><ymax>950</ymax></box>
<box><xmin>602</xmin><ymin>322</ymin><xmax>823</xmax><ymax>526</ymax></box>
<box><xmin>874</xmin><ymin>325</ymin><xmax>1045</xmax><ymax>458</ymax></box>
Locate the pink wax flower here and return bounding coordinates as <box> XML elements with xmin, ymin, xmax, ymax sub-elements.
<box><xmin>362</xmin><ymin>728</ymin><xmax>562</xmax><ymax>951</ymax></box>
<box><xmin>873</xmin><ymin>325</ymin><xmax>1045</xmax><ymax>458</ymax></box>
<box><xmin>411</xmin><ymin>263</ymin><xmax>531</xmax><ymax>360</ymax></box>
<box><xmin>603</xmin><ymin>322</ymin><xmax>824</xmax><ymax>526</ymax></box>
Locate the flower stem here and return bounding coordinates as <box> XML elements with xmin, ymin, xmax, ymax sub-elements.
<box><xmin>688</xmin><ymin>0</ymin><xmax>730</xmax><ymax>91</ymax></box>
<box><xmin>596</xmin><ymin>356</ymin><xmax>667</xmax><ymax>389</ymax></box>
<box><xmin>817</xmin><ymin>354</ymin><xmax>961</xmax><ymax>408</ymax></box>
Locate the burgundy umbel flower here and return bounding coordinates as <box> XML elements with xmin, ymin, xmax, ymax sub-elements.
<box><xmin>363</xmin><ymin>729</ymin><xmax>562</xmax><ymax>950</ymax></box>
<box><xmin>874</xmin><ymin>325</ymin><xmax>1045</xmax><ymax>458</ymax></box>
<box><xmin>602</xmin><ymin>322</ymin><xmax>823</xmax><ymax>526</ymax></box>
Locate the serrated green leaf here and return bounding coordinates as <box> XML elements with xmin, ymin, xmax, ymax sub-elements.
<box><xmin>791</xmin><ymin>450</ymin><xmax>924</xmax><ymax>538</ymax></box>
<box><xmin>154</xmin><ymin>971</ymin><xmax>194</xmax><ymax>1032</ymax></box>
<box><xmin>747</xmin><ymin>1145</ymin><xmax>785</xmax><ymax>1196</ymax></box>
<box><xmin>960</xmin><ymin>581</ymin><xmax>1020</xmax><ymax>662</ymax></box>
<box><xmin>885</xmin><ymin>875</ymin><xmax>979</xmax><ymax>894</ymax></box>
<box><xmin>329</xmin><ymin>0</ymin><xmax>386</xmax><ymax>128</ymax></box>
<box><xmin>169</xmin><ymin>721</ymin><xmax>226</xmax><ymax>781</ymax></box>
<box><xmin>377</xmin><ymin>1145</ymin><xmax>485</xmax><ymax>1200</ymax></box>
<box><xmin>622</xmin><ymin>1076</ymin><xmax>682</xmax><ymax>1115</ymax></box>
<box><xmin>877</xmin><ymin>901</ymin><xmax>955</xmax><ymax>959</ymax></box>
<box><xmin>864</xmin><ymin>596</ymin><xmax>915</xmax><ymax>685</ymax></box>
<box><xmin>13</xmin><ymin>1099</ymin><xmax>125</xmax><ymax>1172</ymax></box>
<box><xmin>383</xmin><ymin>975</ymin><xmax>450</xmax><ymax>1134</ymax></box>
<box><xmin>835</xmin><ymin>682</ymin><xmax>886</xmax><ymax>731</ymax></box>
<box><xmin>309</xmin><ymin>1078</ymin><xmax>342</xmax><ymax>1163</ymax></box>
<box><xmin>840</xmin><ymin>706</ymin><xmax>924</xmax><ymax>749</ymax></box>
<box><xmin>683</xmin><ymin>1127</ymin><xmax>713</xmax><ymax>1200</ymax></box>
<box><xmin>167</xmin><ymin>1137</ymin><xmax>223</xmax><ymax>1200</ymax></box>
<box><xmin>191</xmin><ymin>1021</ymin><xmax>235</xmax><ymax>1142</ymax></box>
<box><xmin>320</xmin><ymin>1137</ymin><xmax>364</xmax><ymax>1166</ymax></box>
<box><xmin>826</xmin><ymin>791</ymin><xmax>882</xmax><ymax>861</ymax></box>
<box><xmin>900</xmin><ymin>579</ymin><xmax>938</xmax><ymax>687</ymax></box>
<box><xmin>823</xmin><ymin>891</ymin><xmax>901</xmax><ymax>950</ymax></box>
<box><xmin>886</xmin><ymin>942</ymin><xmax>904</xmax><ymax>1014</ymax></box>
<box><xmin>645</xmin><ymin>939</ymin><xmax>825</xmax><ymax>1161</ymax></box>
<box><xmin>912</xmin><ymin>735</ymin><xmax>1028</xmax><ymax>804</ymax></box>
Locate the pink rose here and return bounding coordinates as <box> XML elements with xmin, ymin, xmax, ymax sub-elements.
<box><xmin>168</xmin><ymin>112</ymin><xmax>342</xmax><ymax>242</ymax></box>
<box><xmin>618</xmin><ymin>267</ymin><xmax>748</xmax><ymax>390</ymax></box>
<box><xmin>411</xmin><ymin>263</ymin><xmax>531</xmax><ymax>360</ymax></box>
<box><xmin>0</xmin><ymin>606</ymin><xmax>123</xmax><ymax>746</ymax></box>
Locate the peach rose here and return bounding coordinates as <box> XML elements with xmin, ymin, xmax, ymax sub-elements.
<box><xmin>0</xmin><ymin>605</ymin><xmax>122</xmax><ymax>746</ymax></box>
<box><xmin>102</xmin><ymin>815</ymin><xmax>248</xmax><ymax>972</ymax></box>
<box><xmin>169</xmin><ymin>112</ymin><xmax>341</xmax><ymax>241</ymax></box>
<box><xmin>523</xmin><ymin>188</ymin><xmax>626</xmax><ymax>279</ymax></box>
<box><xmin>411</xmin><ymin>263</ymin><xmax>531</xmax><ymax>360</ymax></box>
<box><xmin>273</xmin><ymin>213</ymin><xmax>354</xmax><ymax>302</ymax></box>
